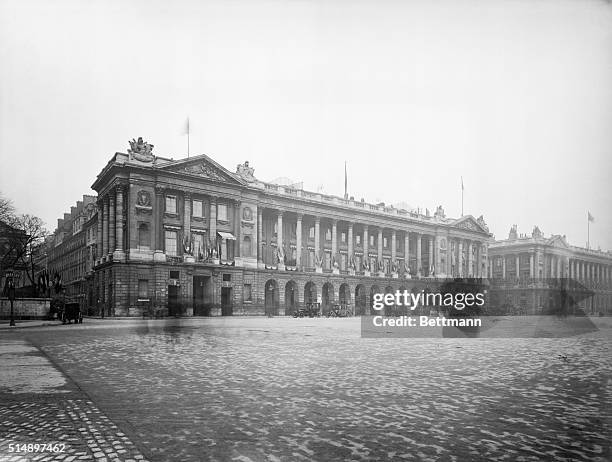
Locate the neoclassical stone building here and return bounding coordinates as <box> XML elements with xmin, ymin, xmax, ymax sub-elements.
<box><xmin>87</xmin><ymin>139</ymin><xmax>492</xmax><ymax>317</ymax></box>
<box><xmin>488</xmin><ymin>225</ymin><xmax>612</xmax><ymax>315</ymax></box>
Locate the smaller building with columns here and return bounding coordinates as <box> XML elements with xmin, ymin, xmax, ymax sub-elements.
<box><xmin>488</xmin><ymin>225</ymin><xmax>612</xmax><ymax>315</ymax></box>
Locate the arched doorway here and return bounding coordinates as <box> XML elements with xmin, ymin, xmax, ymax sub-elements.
<box><xmin>355</xmin><ymin>284</ymin><xmax>367</xmax><ymax>315</ymax></box>
<box><xmin>285</xmin><ymin>280</ymin><xmax>298</xmax><ymax>315</ymax></box>
<box><xmin>322</xmin><ymin>282</ymin><xmax>334</xmax><ymax>315</ymax></box>
<box><xmin>264</xmin><ymin>279</ymin><xmax>279</xmax><ymax>316</ymax></box>
<box><xmin>339</xmin><ymin>283</ymin><xmax>351</xmax><ymax>307</ymax></box>
<box><xmin>304</xmin><ymin>281</ymin><xmax>317</xmax><ymax>304</ymax></box>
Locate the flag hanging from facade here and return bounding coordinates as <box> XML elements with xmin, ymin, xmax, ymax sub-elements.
<box><xmin>588</xmin><ymin>212</ymin><xmax>595</xmax><ymax>222</ymax></box>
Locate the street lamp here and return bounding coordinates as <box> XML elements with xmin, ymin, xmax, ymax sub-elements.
<box><xmin>6</xmin><ymin>273</ymin><xmax>16</xmax><ymax>327</ymax></box>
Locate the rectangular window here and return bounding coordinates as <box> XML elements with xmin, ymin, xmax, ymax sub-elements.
<box><xmin>369</xmin><ymin>235</ymin><xmax>375</xmax><ymax>246</ymax></box>
<box><xmin>244</xmin><ymin>284</ymin><xmax>252</xmax><ymax>302</ymax></box>
<box><xmin>193</xmin><ymin>200</ymin><xmax>204</xmax><ymax>218</ymax></box>
<box><xmin>341</xmin><ymin>232</ymin><xmax>346</xmax><ymax>243</ymax></box>
<box><xmin>170</xmin><ymin>270</ymin><xmax>180</xmax><ymax>279</ymax></box>
<box><xmin>223</xmin><ymin>273</ymin><xmax>231</xmax><ymax>282</ymax></box>
<box><xmin>309</xmin><ymin>227</ymin><xmax>315</xmax><ymax>239</ymax></box>
<box><xmin>138</xmin><ymin>279</ymin><xmax>148</xmax><ymax>299</ymax></box>
<box><xmin>165</xmin><ymin>230</ymin><xmax>178</xmax><ymax>256</ymax></box>
<box><xmin>356</xmin><ymin>235</ymin><xmax>361</xmax><ymax>245</ymax></box>
<box><xmin>165</xmin><ymin>195</ymin><xmax>177</xmax><ymax>214</ymax></box>
<box><xmin>383</xmin><ymin>237</ymin><xmax>388</xmax><ymax>248</ymax></box>
<box><xmin>217</xmin><ymin>203</ymin><xmax>228</xmax><ymax>222</ymax></box>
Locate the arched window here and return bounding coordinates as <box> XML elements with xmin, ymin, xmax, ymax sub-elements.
<box><xmin>138</xmin><ymin>223</ymin><xmax>151</xmax><ymax>249</ymax></box>
<box><xmin>242</xmin><ymin>236</ymin><xmax>252</xmax><ymax>257</ymax></box>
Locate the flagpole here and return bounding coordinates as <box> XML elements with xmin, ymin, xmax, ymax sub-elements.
<box><xmin>187</xmin><ymin>117</ymin><xmax>190</xmax><ymax>158</ymax></box>
<box><xmin>461</xmin><ymin>176</ymin><xmax>464</xmax><ymax>216</ymax></box>
<box><xmin>587</xmin><ymin>214</ymin><xmax>590</xmax><ymax>249</ymax></box>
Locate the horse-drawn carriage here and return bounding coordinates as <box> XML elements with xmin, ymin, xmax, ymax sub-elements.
<box><xmin>292</xmin><ymin>302</ymin><xmax>322</xmax><ymax>318</ymax></box>
<box><xmin>49</xmin><ymin>297</ymin><xmax>83</xmax><ymax>324</ymax></box>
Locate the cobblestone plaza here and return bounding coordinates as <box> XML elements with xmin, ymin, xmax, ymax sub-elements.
<box><xmin>1</xmin><ymin>317</ymin><xmax>611</xmax><ymax>461</ymax></box>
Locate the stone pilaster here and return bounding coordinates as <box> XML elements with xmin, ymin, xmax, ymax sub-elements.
<box><xmin>102</xmin><ymin>195</ymin><xmax>109</xmax><ymax>258</ymax></box>
<box><xmin>416</xmin><ymin>233</ymin><xmax>422</xmax><ymax>277</ymax></box>
<box><xmin>113</xmin><ymin>183</ymin><xmax>126</xmax><ymax>261</ymax></box>
<box><xmin>296</xmin><ymin>213</ymin><xmax>303</xmax><ymax>267</ymax></box>
<box><xmin>154</xmin><ymin>186</ymin><xmax>166</xmax><ymax>261</ymax></box>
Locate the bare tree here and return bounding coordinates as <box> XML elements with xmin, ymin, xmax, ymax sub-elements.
<box><xmin>0</xmin><ymin>192</ymin><xmax>49</xmax><ymax>289</ymax></box>
<box><xmin>0</xmin><ymin>191</ymin><xmax>16</xmax><ymax>225</ymax></box>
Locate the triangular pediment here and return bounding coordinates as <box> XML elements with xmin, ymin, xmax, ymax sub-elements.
<box><xmin>451</xmin><ymin>215</ymin><xmax>488</xmax><ymax>234</ymax></box>
<box><xmin>156</xmin><ymin>154</ymin><xmax>245</xmax><ymax>185</ymax></box>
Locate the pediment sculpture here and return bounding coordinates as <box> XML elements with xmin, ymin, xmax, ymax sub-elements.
<box><xmin>184</xmin><ymin>162</ymin><xmax>225</xmax><ymax>181</ymax></box>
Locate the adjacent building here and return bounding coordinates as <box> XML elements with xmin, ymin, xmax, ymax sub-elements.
<box><xmin>488</xmin><ymin>225</ymin><xmax>612</xmax><ymax>315</ymax></box>
<box><xmin>47</xmin><ymin>195</ymin><xmax>98</xmax><ymax>311</ymax></box>
<box><xmin>83</xmin><ymin>138</ymin><xmax>492</xmax><ymax>317</ymax></box>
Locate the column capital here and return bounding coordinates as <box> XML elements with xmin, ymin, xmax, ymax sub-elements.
<box><xmin>332</xmin><ymin>219</ymin><xmax>338</xmax><ymax>226</ymax></box>
<box><xmin>154</xmin><ymin>185</ymin><xmax>165</xmax><ymax>196</ymax></box>
<box><xmin>209</xmin><ymin>194</ymin><xmax>218</xmax><ymax>202</ymax></box>
<box><xmin>315</xmin><ymin>216</ymin><xmax>321</xmax><ymax>224</ymax></box>
<box><xmin>103</xmin><ymin>195</ymin><xmax>110</xmax><ymax>204</ymax></box>
<box><xmin>296</xmin><ymin>212</ymin><xmax>304</xmax><ymax>220</ymax></box>
<box><xmin>277</xmin><ymin>209</ymin><xmax>284</xmax><ymax>218</ymax></box>
<box><xmin>347</xmin><ymin>222</ymin><xmax>353</xmax><ymax>229</ymax></box>
<box><xmin>115</xmin><ymin>180</ymin><xmax>128</xmax><ymax>193</ymax></box>
<box><xmin>184</xmin><ymin>191</ymin><xmax>192</xmax><ymax>201</ymax></box>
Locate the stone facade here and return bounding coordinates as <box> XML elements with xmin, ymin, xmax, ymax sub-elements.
<box><xmin>488</xmin><ymin>226</ymin><xmax>612</xmax><ymax>315</ymax></box>
<box><xmin>78</xmin><ymin>140</ymin><xmax>492</xmax><ymax>317</ymax></box>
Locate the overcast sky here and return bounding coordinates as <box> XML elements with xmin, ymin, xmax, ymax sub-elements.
<box><xmin>1</xmin><ymin>0</ymin><xmax>611</xmax><ymax>250</ymax></box>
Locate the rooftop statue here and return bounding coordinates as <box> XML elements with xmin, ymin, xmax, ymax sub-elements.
<box><xmin>236</xmin><ymin>161</ymin><xmax>256</xmax><ymax>182</ymax></box>
<box><xmin>128</xmin><ymin>137</ymin><xmax>154</xmax><ymax>162</ymax></box>
<box><xmin>476</xmin><ymin>215</ymin><xmax>489</xmax><ymax>232</ymax></box>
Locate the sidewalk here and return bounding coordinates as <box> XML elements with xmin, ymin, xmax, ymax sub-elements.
<box><xmin>0</xmin><ymin>338</ymin><xmax>149</xmax><ymax>461</ymax></box>
<box><xmin>0</xmin><ymin>319</ymin><xmax>64</xmax><ymax>329</ymax></box>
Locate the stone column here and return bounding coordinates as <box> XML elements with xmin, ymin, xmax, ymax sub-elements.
<box><xmin>435</xmin><ymin>235</ymin><xmax>441</xmax><ymax>277</ymax></box>
<box><xmin>404</xmin><ymin>232</ymin><xmax>410</xmax><ymax>270</ymax></box>
<box><xmin>209</xmin><ymin>196</ymin><xmax>217</xmax><ymax>242</ymax></box>
<box><xmin>377</xmin><ymin>228</ymin><xmax>383</xmax><ymax>264</ymax></box>
<box><xmin>457</xmin><ymin>240</ymin><xmax>463</xmax><ymax>277</ymax></box>
<box><xmin>233</xmin><ymin>201</ymin><xmax>240</xmax><ymax>259</ymax></box>
<box><xmin>108</xmin><ymin>194</ymin><xmax>115</xmax><ymax>258</ymax></box>
<box><xmin>363</xmin><ymin>225</ymin><xmax>369</xmax><ymax>269</ymax></box>
<box><xmin>96</xmin><ymin>199</ymin><xmax>103</xmax><ymax>264</ymax></box>
<box><xmin>347</xmin><ymin>223</ymin><xmax>354</xmax><ymax>263</ymax></box>
<box><xmin>391</xmin><ymin>230</ymin><xmax>397</xmax><ymax>263</ymax></box>
<box><xmin>446</xmin><ymin>237</ymin><xmax>452</xmax><ymax>276</ymax></box>
<box><xmin>502</xmin><ymin>256</ymin><xmax>506</xmax><ymax>279</ymax></box>
<box><xmin>467</xmin><ymin>242</ymin><xmax>473</xmax><ymax>277</ymax></box>
<box><xmin>296</xmin><ymin>213</ymin><xmax>303</xmax><ymax>267</ymax></box>
<box><xmin>113</xmin><ymin>184</ymin><xmax>126</xmax><ymax>261</ymax></box>
<box><xmin>314</xmin><ymin>218</ymin><xmax>321</xmax><ymax>262</ymax></box>
<box><xmin>416</xmin><ymin>233</ymin><xmax>422</xmax><ymax>277</ymax></box>
<box><xmin>515</xmin><ymin>254</ymin><xmax>520</xmax><ymax>279</ymax></box>
<box><xmin>331</xmin><ymin>220</ymin><xmax>338</xmax><ymax>258</ymax></box>
<box><xmin>102</xmin><ymin>196</ymin><xmax>109</xmax><ymax>258</ymax></box>
<box><xmin>154</xmin><ymin>186</ymin><xmax>165</xmax><ymax>261</ymax></box>
<box><xmin>257</xmin><ymin>208</ymin><xmax>263</xmax><ymax>264</ymax></box>
<box><xmin>529</xmin><ymin>253</ymin><xmax>534</xmax><ymax>278</ymax></box>
<box><xmin>556</xmin><ymin>257</ymin><xmax>562</xmax><ymax>279</ymax></box>
<box><xmin>277</xmin><ymin>211</ymin><xmax>284</xmax><ymax>268</ymax></box>
<box><xmin>427</xmin><ymin>236</ymin><xmax>434</xmax><ymax>276</ymax></box>
<box><xmin>184</xmin><ymin>192</ymin><xmax>192</xmax><ymax>242</ymax></box>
